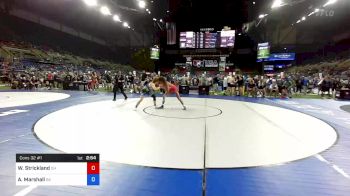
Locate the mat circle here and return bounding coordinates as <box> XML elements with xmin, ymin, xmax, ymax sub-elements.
<box><xmin>143</xmin><ymin>104</ymin><xmax>223</xmax><ymax>119</ymax></box>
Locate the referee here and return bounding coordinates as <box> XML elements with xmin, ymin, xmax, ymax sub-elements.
<box><xmin>113</xmin><ymin>71</ymin><xmax>128</xmax><ymax>101</ymax></box>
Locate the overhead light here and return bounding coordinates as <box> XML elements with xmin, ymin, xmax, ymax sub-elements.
<box><xmin>138</xmin><ymin>0</ymin><xmax>146</xmax><ymax>9</ymax></box>
<box><xmin>159</xmin><ymin>19</ymin><xmax>163</xmax><ymax>23</ymax></box>
<box><xmin>148</xmin><ymin>11</ymin><xmax>151</xmax><ymax>14</ymax></box>
<box><xmin>315</xmin><ymin>8</ymin><xmax>320</xmax><ymax>12</ymax></box>
<box><xmin>308</xmin><ymin>12</ymin><xmax>315</xmax><ymax>16</ymax></box>
<box><xmin>146</xmin><ymin>8</ymin><xmax>149</xmax><ymax>12</ymax></box>
<box><xmin>296</xmin><ymin>20</ymin><xmax>301</xmax><ymax>23</ymax></box>
<box><xmin>238</xmin><ymin>33</ymin><xmax>241</xmax><ymax>35</ymax></box>
<box><xmin>153</xmin><ymin>18</ymin><xmax>157</xmax><ymax>21</ymax></box>
<box><xmin>123</xmin><ymin>22</ymin><xmax>128</xmax><ymax>27</ymax></box>
<box><xmin>113</xmin><ymin>15</ymin><xmax>121</xmax><ymax>22</ymax></box>
<box><xmin>302</xmin><ymin>16</ymin><xmax>306</xmax><ymax>21</ymax></box>
<box><xmin>127</xmin><ymin>26</ymin><xmax>131</xmax><ymax>29</ymax></box>
<box><xmin>259</xmin><ymin>14</ymin><xmax>267</xmax><ymax>19</ymax></box>
<box><xmin>166</xmin><ymin>10</ymin><xmax>170</xmax><ymax>13</ymax></box>
<box><xmin>253</xmin><ymin>2</ymin><xmax>256</xmax><ymax>5</ymax></box>
<box><xmin>100</xmin><ymin>6</ymin><xmax>111</xmax><ymax>15</ymax></box>
<box><xmin>271</xmin><ymin>0</ymin><xmax>283</xmax><ymax>9</ymax></box>
<box><xmin>83</xmin><ymin>0</ymin><xmax>98</xmax><ymax>7</ymax></box>
<box><xmin>324</xmin><ymin>0</ymin><xmax>337</xmax><ymax>7</ymax></box>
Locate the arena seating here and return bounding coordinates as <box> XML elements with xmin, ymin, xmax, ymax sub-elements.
<box><xmin>287</xmin><ymin>57</ymin><xmax>350</xmax><ymax>79</ymax></box>
<box><xmin>0</xmin><ymin>13</ymin><xmax>132</xmax><ymax>68</ymax></box>
<box><xmin>0</xmin><ymin>40</ymin><xmax>134</xmax><ymax>73</ymax></box>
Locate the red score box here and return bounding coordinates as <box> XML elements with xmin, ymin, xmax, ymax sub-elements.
<box><xmin>87</xmin><ymin>162</ymin><xmax>100</xmax><ymax>174</ymax></box>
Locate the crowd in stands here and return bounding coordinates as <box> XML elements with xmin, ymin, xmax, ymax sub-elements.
<box><xmin>182</xmin><ymin>73</ymin><xmax>345</xmax><ymax>98</ymax></box>
<box><xmin>3</xmin><ymin>63</ymin><xmax>349</xmax><ymax>100</ymax></box>
<box><xmin>0</xmin><ymin>38</ymin><xmax>134</xmax><ymax>91</ymax></box>
<box><xmin>0</xmin><ymin>40</ymin><xmax>133</xmax><ymax>71</ymax></box>
<box><xmin>2</xmin><ymin>62</ymin><xmax>97</xmax><ymax>90</ymax></box>
<box><xmin>1</xmin><ymin>41</ymin><xmax>349</xmax><ymax>99</ymax></box>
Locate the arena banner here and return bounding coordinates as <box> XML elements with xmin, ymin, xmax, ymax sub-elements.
<box><xmin>269</xmin><ymin>53</ymin><xmax>295</xmax><ymax>61</ymax></box>
<box><xmin>257</xmin><ymin>42</ymin><xmax>270</xmax><ymax>59</ymax></box>
<box><xmin>219</xmin><ymin>57</ymin><xmax>226</xmax><ymax>72</ymax></box>
<box><xmin>192</xmin><ymin>59</ymin><xmax>219</xmax><ymax>68</ymax></box>
<box><xmin>204</xmin><ymin>60</ymin><xmax>218</xmax><ymax>68</ymax></box>
<box><xmin>257</xmin><ymin>53</ymin><xmax>296</xmax><ymax>62</ymax></box>
<box><xmin>150</xmin><ymin>47</ymin><xmax>160</xmax><ymax>60</ymax></box>
<box><xmin>166</xmin><ymin>22</ymin><xmax>176</xmax><ymax>45</ymax></box>
<box><xmin>219</xmin><ymin>62</ymin><xmax>226</xmax><ymax>71</ymax></box>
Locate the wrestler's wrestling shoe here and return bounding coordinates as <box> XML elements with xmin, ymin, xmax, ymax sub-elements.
<box><xmin>156</xmin><ymin>105</ymin><xmax>164</xmax><ymax>109</ymax></box>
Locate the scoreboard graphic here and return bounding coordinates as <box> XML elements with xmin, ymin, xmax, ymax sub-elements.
<box><xmin>16</xmin><ymin>154</ymin><xmax>100</xmax><ymax>186</ymax></box>
<box><xmin>179</xmin><ymin>28</ymin><xmax>235</xmax><ymax>49</ymax></box>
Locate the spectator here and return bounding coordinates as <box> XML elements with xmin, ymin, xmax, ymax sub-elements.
<box><xmin>247</xmin><ymin>78</ymin><xmax>257</xmax><ymax>97</ymax></box>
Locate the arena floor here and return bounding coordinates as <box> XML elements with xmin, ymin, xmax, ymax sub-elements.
<box><xmin>1</xmin><ymin>90</ymin><xmax>350</xmax><ymax>196</ymax></box>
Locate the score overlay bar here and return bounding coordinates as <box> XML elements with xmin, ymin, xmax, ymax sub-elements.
<box><xmin>16</xmin><ymin>154</ymin><xmax>100</xmax><ymax>186</ymax></box>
